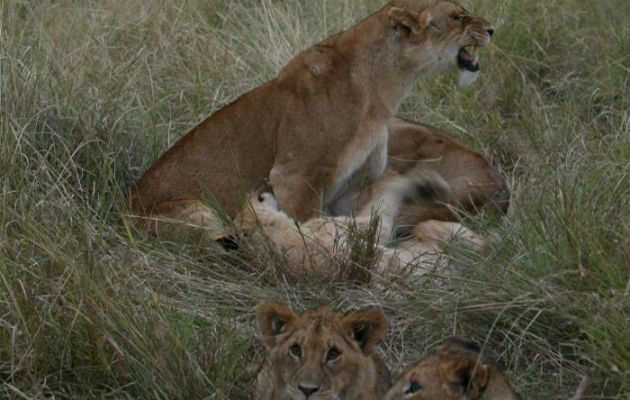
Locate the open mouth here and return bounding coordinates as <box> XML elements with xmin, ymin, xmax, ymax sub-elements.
<box><xmin>457</xmin><ymin>46</ymin><xmax>480</xmax><ymax>72</ymax></box>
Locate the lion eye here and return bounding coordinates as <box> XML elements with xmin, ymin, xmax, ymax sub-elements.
<box><xmin>289</xmin><ymin>344</ymin><xmax>302</xmax><ymax>358</ymax></box>
<box><xmin>326</xmin><ymin>348</ymin><xmax>341</xmax><ymax>362</ymax></box>
<box><xmin>405</xmin><ymin>380</ymin><xmax>423</xmax><ymax>394</ymax></box>
<box><xmin>450</xmin><ymin>13</ymin><xmax>461</xmax><ymax>20</ymax></box>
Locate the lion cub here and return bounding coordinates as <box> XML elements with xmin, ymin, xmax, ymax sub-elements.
<box><xmin>236</xmin><ymin>171</ymin><xmax>483</xmax><ymax>280</ymax></box>
<box><xmin>383</xmin><ymin>336</ymin><xmax>521</xmax><ymax>400</ymax></box>
<box><xmin>253</xmin><ymin>301</ymin><xmax>390</xmax><ymax>400</ymax></box>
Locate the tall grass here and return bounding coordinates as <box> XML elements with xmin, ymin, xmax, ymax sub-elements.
<box><xmin>1</xmin><ymin>0</ymin><xmax>629</xmax><ymax>398</ymax></box>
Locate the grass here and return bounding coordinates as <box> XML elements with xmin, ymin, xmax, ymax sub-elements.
<box><xmin>1</xmin><ymin>0</ymin><xmax>629</xmax><ymax>398</ymax></box>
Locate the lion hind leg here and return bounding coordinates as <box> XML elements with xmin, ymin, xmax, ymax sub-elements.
<box><xmin>137</xmin><ymin>199</ymin><xmax>229</xmax><ymax>241</ymax></box>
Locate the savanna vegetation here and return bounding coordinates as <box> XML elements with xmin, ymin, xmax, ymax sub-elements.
<box><xmin>1</xmin><ymin>0</ymin><xmax>628</xmax><ymax>398</ymax></box>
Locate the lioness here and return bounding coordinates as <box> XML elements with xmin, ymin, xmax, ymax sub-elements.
<box><xmin>382</xmin><ymin>336</ymin><xmax>521</xmax><ymax>400</ymax></box>
<box><xmin>130</xmin><ymin>0</ymin><xmax>494</xmax><ymax>230</ymax></box>
<box><xmin>253</xmin><ymin>301</ymin><xmax>390</xmax><ymax>400</ymax></box>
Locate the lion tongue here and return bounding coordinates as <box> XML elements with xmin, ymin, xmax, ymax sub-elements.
<box><xmin>458</xmin><ymin>48</ymin><xmax>479</xmax><ymax>72</ymax></box>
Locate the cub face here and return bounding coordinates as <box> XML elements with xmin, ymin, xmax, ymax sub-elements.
<box><xmin>383</xmin><ymin>336</ymin><xmax>521</xmax><ymax>400</ymax></box>
<box><xmin>256</xmin><ymin>301</ymin><xmax>389</xmax><ymax>400</ymax></box>
<box><xmin>388</xmin><ymin>0</ymin><xmax>494</xmax><ymax>85</ymax></box>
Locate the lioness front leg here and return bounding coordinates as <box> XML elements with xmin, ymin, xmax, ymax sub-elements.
<box><xmin>269</xmin><ymin>167</ymin><xmax>325</xmax><ymax>222</ymax></box>
<box><xmin>326</xmin><ymin>130</ymin><xmax>389</xmax><ymax>216</ymax></box>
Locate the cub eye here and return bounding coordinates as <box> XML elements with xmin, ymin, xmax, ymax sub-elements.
<box><xmin>289</xmin><ymin>344</ymin><xmax>302</xmax><ymax>358</ymax></box>
<box><xmin>450</xmin><ymin>13</ymin><xmax>461</xmax><ymax>20</ymax></box>
<box><xmin>326</xmin><ymin>348</ymin><xmax>341</xmax><ymax>362</ymax></box>
<box><xmin>405</xmin><ymin>380</ymin><xmax>423</xmax><ymax>395</ymax></box>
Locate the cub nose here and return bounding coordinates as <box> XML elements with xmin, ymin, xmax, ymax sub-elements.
<box><xmin>486</xmin><ymin>27</ymin><xmax>494</xmax><ymax>37</ymax></box>
<box><xmin>298</xmin><ymin>383</ymin><xmax>320</xmax><ymax>397</ymax></box>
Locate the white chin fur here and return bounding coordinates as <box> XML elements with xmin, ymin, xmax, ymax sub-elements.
<box><xmin>258</xmin><ymin>192</ymin><xmax>278</xmax><ymax>210</ymax></box>
<box><xmin>458</xmin><ymin>69</ymin><xmax>479</xmax><ymax>87</ymax></box>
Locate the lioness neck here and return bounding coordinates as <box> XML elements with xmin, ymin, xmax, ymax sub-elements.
<box><xmin>328</xmin><ymin>6</ymin><xmax>422</xmax><ymax>115</ymax></box>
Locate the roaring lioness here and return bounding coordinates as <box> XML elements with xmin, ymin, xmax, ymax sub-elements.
<box><xmin>253</xmin><ymin>301</ymin><xmax>391</xmax><ymax>400</ymax></box>
<box><xmin>130</xmin><ymin>0</ymin><xmax>494</xmax><ymax>229</ymax></box>
<box><xmin>383</xmin><ymin>336</ymin><xmax>522</xmax><ymax>400</ymax></box>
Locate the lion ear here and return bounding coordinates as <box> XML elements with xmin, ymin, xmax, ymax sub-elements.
<box><xmin>256</xmin><ymin>301</ymin><xmax>297</xmax><ymax>348</ymax></box>
<box><xmin>438</xmin><ymin>355</ymin><xmax>489</xmax><ymax>400</ymax></box>
<box><xmin>342</xmin><ymin>309</ymin><xmax>388</xmax><ymax>352</ymax></box>
<box><xmin>388</xmin><ymin>7</ymin><xmax>432</xmax><ymax>37</ymax></box>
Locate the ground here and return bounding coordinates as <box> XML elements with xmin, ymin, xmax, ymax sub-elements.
<box><xmin>1</xmin><ymin>0</ymin><xmax>628</xmax><ymax>399</ymax></box>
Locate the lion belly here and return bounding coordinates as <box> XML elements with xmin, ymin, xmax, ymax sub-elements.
<box><xmin>130</xmin><ymin>82</ymin><xmax>282</xmax><ymax>217</ymax></box>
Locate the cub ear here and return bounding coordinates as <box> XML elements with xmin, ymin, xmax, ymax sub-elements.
<box><xmin>342</xmin><ymin>309</ymin><xmax>388</xmax><ymax>352</ymax></box>
<box><xmin>388</xmin><ymin>7</ymin><xmax>432</xmax><ymax>37</ymax></box>
<box><xmin>443</xmin><ymin>336</ymin><xmax>483</xmax><ymax>353</ymax></box>
<box><xmin>438</xmin><ymin>355</ymin><xmax>489</xmax><ymax>400</ymax></box>
<box><xmin>256</xmin><ymin>301</ymin><xmax>297</xmax><ymax>348</ymax></box>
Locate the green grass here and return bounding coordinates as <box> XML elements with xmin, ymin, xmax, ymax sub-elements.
<box><xmin>1</xmin><ymin>0</ymin><xmax>629</xmax><ymax>398</ymax></box>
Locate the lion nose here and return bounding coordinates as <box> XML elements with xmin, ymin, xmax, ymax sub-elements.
<box><xmin>486</xmin><ymin>27</ymin><xmax>494</xmax><ymax>37</ymax></box>
<box><xmin>298</xmin><ymin>383</ymin><xmax>320</xmax><ymax>397</ymax></box>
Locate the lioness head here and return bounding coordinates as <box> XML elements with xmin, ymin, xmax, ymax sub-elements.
<box><xmin>387</xmin><ymin>0</ymin><xmax>494</xmax><ymax>85</ymax></box>
<box><xmin>256</xmin><ymin>301</ymin><xmax>390</xmax><ymax>400</ymax></box>
<box><xmin>383</xmin><ymin>336</ymin><xmax>521</xmax><ymax>400</ymax></box>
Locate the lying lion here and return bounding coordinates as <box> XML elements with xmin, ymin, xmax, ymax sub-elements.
<box><xmin>383</xmin><ymin>336</ymin><xmax>522</xmax><ymax>400</ymax></box>
<box><xmin>129</xmin><ymin>0</ymin><xmax>494</xmax><ymax>234</ymax></box>
<box><xmin>253</xmin><ymin>301</ymin><xmax>391</xmax><ymax>400</ymax></box>
<box><xmin>236</xmin><ymin>170</ymin><xmax>485</xmax><ymax>282</ymax></box>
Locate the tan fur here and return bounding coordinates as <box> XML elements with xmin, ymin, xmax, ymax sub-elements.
<box><xmin>235</xmin><ymin>174</ymin><xmax>421</xmax><ymax>280</ymax></box>
<box><xmin>253</xmin><ymin>301</ymin><xmax>391</xmax><ymax>400</ymax></box>
<box><xmin>131</xmin><ymin>199</ymin><xmax>227</xmax><ymax>240</ymax></box>
<box><xmin>377</xmin><ymin>219</ymin><xmax>486</xmax><ymax>282</ymax></box>
<box><xmin>410</xmin><ymin>219</ymin><xmax>485</xmax><ymax>253</ymax></box>
<box><xmin>129</xmin><ymin>1</ymin><xmax>494</xmax><ymax>234</ymax></box>
<box><xmin>383</xmin><ymin>336</ymin><xmax>521</xmax><ymax>400</ymax></box>
<box><xmin>235</xmin><ymin>172</ymin><xmax>485</xmax><ymax>282</ymax></box>
<box><xmin>330</xmin><ymin>118</ymin><xmax>509</xmax><ymax>236</ymax></box>
<box><xmin>388</xmin><ymin>118</ymin><xmax>509</xmax><ymax>231</ymax></box>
